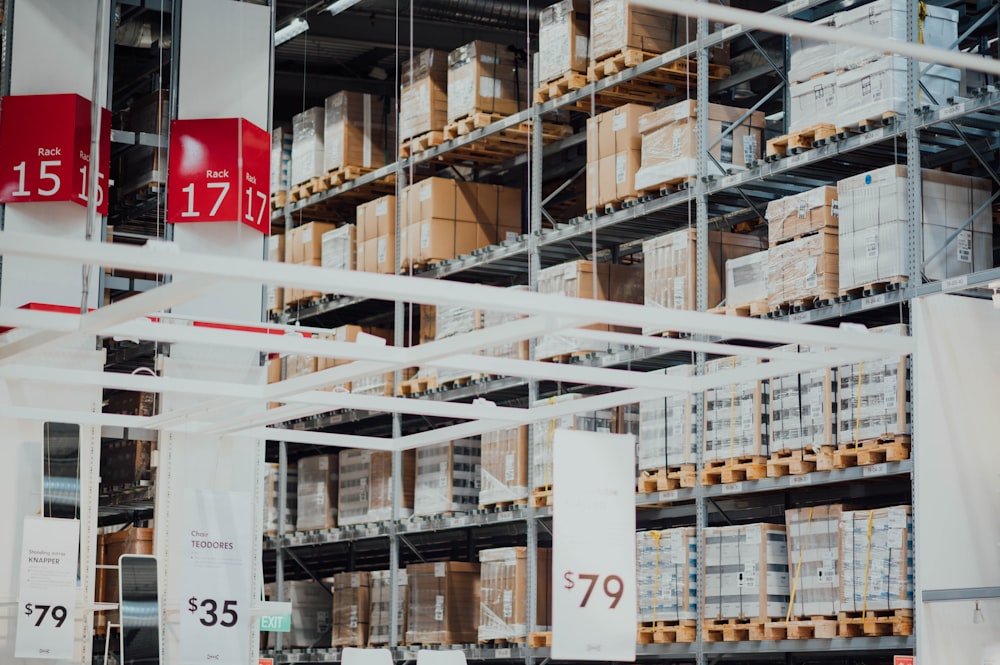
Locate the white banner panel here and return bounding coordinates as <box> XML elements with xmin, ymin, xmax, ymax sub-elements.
<box><xmin>15</xmin><ymin>517</ymin><xmax>80</xmax><ymax>660</ymax></box>
<box><xmin>552</xmin><ymin>429</ymin><xmax>636</xmax><ymax>662</ymax></box>
<box><xmin>179</xmin><ymin>489</ymin><xmax>254</xmax><ymax>665</ymax></box>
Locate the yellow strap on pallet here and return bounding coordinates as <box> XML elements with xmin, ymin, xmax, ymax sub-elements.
<box><xmin>785</xmin><ymin>506</ymin><xmax>814</xmax><ymax>624</ymax></box>
<box><xmin>854</xmin><ymin>361</ymin><xmax>864</xmax><ymax>447</ymax></box>
<box><xmin>862</xmin><ymin>509</ymin><xmax>875</xmax><ymax>620</ymax></box>
<box><xmin>918</xmin><ymin>1</ymin><xmax>928</xmax><ymax>45</ymax></box>
<box><xmin>651</xmin><ymin>530</ymin><xmax>662</xmax><ymax>623</ymax></box>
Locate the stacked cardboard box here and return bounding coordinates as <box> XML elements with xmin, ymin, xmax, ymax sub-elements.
<box><xmin>531</xmin><ymin>393</ymin><xmax>614</xmax><ymax>490</ymax></box>
<box><xmin>642</xmin><ymin>228</ymin><xmax>766</xmax><ymax>329</ymax></box>
<box><xmin>119</xmin><ymin>90</ymin><xmax>168</xmax><ymax>196</ymax></box>
<box><xmin>479</xmin><ymin>426</ymin><xmax>529</xmax><ymax>507</ymax></box>
<box><xmin>840</xmin><ymin>505</ymin><xmax>913</xmax><ymax>612</ymax></box>
<box><xmin>399</xmin><ymin>178</ymin><xmax>521</xmax><ymax>267</ymax></box>
<box><xmin>637</xmin><ymin>528</ymin><xmax>697</xmax><ymax>623</ymax></box>
<box><xmin>266</xmin><ymin>234</ymin><xmax>285</xmax><ymax>315</ymax></box>
<box><xmin>725</xmin><ymin>251</ymin><xmax>768</xmax><ymax>311</ymax></box>
<box><xmin>321</xmin><ymin>225</ymin><xmax>356</xmax><ymax>272</ymax></box>
<box><xmin>265</xmin><ymin>579</ymin><xmax>332</xmax><ymax>649</ymax></box>
<box><xmin>585</xmin><ymin>104</ymin><xmax>650</xmax><ymax>210</ymax></box>
<box><xmin>838</xmin><ymin>166</ymin><xmax>992</xmax><ymax>290</ymax></box>
<box><xmin>447</xmin><ymin>41</ymin><xmax>526</xmax><ymax>122</ymax></box>
<box><xmin>589</xmin><ymin>0</ymin><xmax>729</xmax><ymax>65</ymax></box>
<box><xmin>703</xmin><ymin>524</ymin><xmax>789</xmax><ymax>621</ymax></box>
<box><xmin>634</xmin><ymin>101</ymin><xmax>765</xmax><ymax>191</ymax></box>
<box><xmin>405</xmin><ymin>561</ymin><xmax>481</xmax><ymax>645</ymax></box>
<box><xmin>368</xmin><ymin>569</ymin><xmax>408</xmax><ymax>646</ymax></box>
<box><xmin>285</xmin><ymin>222</ymin><xmax>338</xmax><ymax>303</ymax></box>
<box><xmin>534</xmin><ymin>259</ymin><xmax>643</xmax><ymax>358</ymax></box>
<box><xmin>414</xmin><ymin>439</ymin><xmax>482</xmax><ymax>516</ymax></box>
<box><xmin>477</xmin><ymin>285</ymin><xmax>529</xmax><ymax>361</ymax></box>
<box><xmin>703</xmin><ymin>356</ymin><xmax>768</xmax><ymax>462</ymax></box>
<box><xmin>271</xmin><ymin>126</ymin><xmax>293</xmax><ymax>202</ymax></box>
<box><xmin>264</xmin><ymin>462</ymin><xmax>298</xmax><ymax>536</ymax></box>
<box><xmin>637</xmin><ymin>366</ymin><xmax>694</xmax><ymax>470</ymax></box>
<box><xmin>332</xmin><ymin>571</ymin><xmax>371</xmax><ymax>647</ymax></box>
<box><xmin>837</xmin><ymin>324</ymin><xmax>910</xmax><ymax>444</ymax></box>
<box><xmin>338</xmin><ymin>449</ymin><xmax>372</xmax><ymax>526</ymax></box>
<box><xmin>400</xmin><ymin>49</ymin><xmax>449</xmax><ymax>142</ymax></box>
<box><xmin>767</xmin><ymin>186</ymin><xmax>838</xmax><ymax>245</ymax></box>
<box><xmin>323</xmin><ymin>91</ymin><xmax>392</xmax><ymax>173</ymax></box>
<box><xmin>784</xmin><ymin>505</ymin><xmax>842</xmax><ymax>617</ymax></box>
<box><xmin>291</xmin><ymin>107</ymin><xmax>325</xmax><ymax>187</ymax></box>
<box><xmin>538</xmin><ymin>0</ymin><xmax>589</xmax><ymax>84</ymax></box>
<box><xmin>357</xmin><ymin>195</ymin><xmax>397</xmax><ymax>274</ymax></box>
<box><xmin>767</xmin><ymin>232</ymin><xmax>839</xmax><ymax>309</ymax></box>
<box><xmin>478</xmin><ymin>547</ymin><xmax>552</xmax><ymax>642</ymax></box>
<box><xmin>368</xmin><ymin>450</ymin><xmax>417</xmax><ymax>522</ymax></box>
<box><xmin>296</xmin><ymin>454</ymin><xmax>338</xmax><ymax>531</ymax></box>
<box><xmin>769</xmin><ymin>345</ymin><xmax>835</xmax><ymax>453</ymax></box>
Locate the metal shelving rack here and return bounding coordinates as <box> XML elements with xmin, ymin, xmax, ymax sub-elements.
<box><xmin>256</xmin><ymin>1</ymin><xmax>998</xmax><ymax>663</ymax></box>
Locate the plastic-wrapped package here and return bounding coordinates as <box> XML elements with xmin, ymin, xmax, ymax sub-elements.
<box><xmin>704</xmin><ymin>524</ymin><xmax>789</xmax><ymax>620</ymax></box>
<box><xmin>837</xmin><ymin>324</ymin><xmax>910</xmax><ymax>444</ymax></box>
<box><xmin>270</xmin><ymin>126</ymin><xmax>292</xmax><ymax>197</ymax></box>
<box><xmin>291</xmin><ymin>107</ymin><xmax>324</xmax><ymax>185</ymax></box>
<box><xmin>785</xmin><ymin>505</ymin><xmax>842</xmax><ymax>617</ymax></box>
<box><xmin>834</xmin><ymin>0</ymin><xmax>957</xmax><ymax>70</ymax></box>
<box><xmin>840</xmin><ymin>505</ymin><xmax>913</xmax><ymax>612</ymax></box>
<box><xmin>637</xmin><ymin>366</ymin><xmax>694</xmax><ymax>470</ymax></box>
<box><xmin>266</xmin><ymin>579</ymin><xmax>332</xmax><ymax>649</ymax></box>
<box><xmin>414</xmin><ymin>439</ymin><xmax>482</xmax><ymax>516</ymax></box>
<box><xmin>368</xmin><ymin>450</ymin><xmax>416</xmax><ymax>522</ymax></box>
<box><xmin>405</xmin><ymin>561</ymin><xmax>480</xmax><ymax>645</ymax></box>
<box><xmin>323</xmin><ymin>90</ymin><xmax>393</xmax><ymax>172</ymax></box>
<box><xmin>296</xmin><ymin>454</ymin><xmax>338</xmax><ymax>531</ymax></box>
<box><xmin>338</xmin><ymin>449</ymin><xmax>371</xmax><ymax>526</ymax></box>
<box><xmin>477</xmin><ymin>286</ymin><xmax>529</xmax><ymax>361</ymax></box>
<box><xmin>788</xmin><ymin>16</ymin><xmax>835</xmax><ymax>83</ymax></box>
<box><xmin>834</xmin><ymin>57</ymin><xmax>959</xmax><ymax>128</ymax></box>
<box><xmin>637</xmin><ymin>528</ymin><xmax>697</xmax><ymax>622</ymax></box>
<box><xmin>478</xmin><ymin>547</ymin><xmax>552</xmax><ymax>641</ymax></box>
<box><xmin>368</xmin><ymin>569</ymin><xmax>408</xmax><ymax>646</ymax></box>
<box><xmin>400</xmin><ymin>49</ymin><xmax>449</xmax><ymax>141</ymax></box>
<box><xmin>767</xmin><ymin>232</ymin><xmax>839</xmax><ymax>309</ymax></box>
<box><xmin>447</xmin><ymin>41</ymin><xmax>526</xmax><ymax>122</ymax></box>
<box><xmin>766</xmin><ymin>186</ymin><xmax>837</xmax><ymax>246</ymax></box>
<box><xmin>479</xmin><ymin>426</ymin><xmax>529</xmax><ymax>506</ymax></box>
<box><xmin>264</xmin><ymin>462</ymin><xmax>297</xmax><ymax>536</ymax></box>
<box><xmin>321</xmin><ymin>225</ymin><xmax>356</xmax><ymax>272</ymax></box>
<box><xmin>538</xmin><ymin>0</ymin><xmax>589</xmax><ymax>83</ymax></box>
<box><xmin>703</xmin><ymin>356</ymin><xmax>768</xmax><ymax>462</ymax></box>
<box><xmin>590</xmin><ymin>0</ymin><xmax>729</xmax><ymax>65</ymax></box>
<box><xmin>531</xmin><ymin>393</ymin><xmax>614</xmax><ymax>491</ymax></box>
<box><xmin>332</xmin><ymin>571</ymin><xmax>371</xmax><ymax>647</ymax></box>
<box><xmin>769</xmin><ymin>345</ymin><xmax>835</xmax><ymax>453</ymax></box>
<box><xmin>725</xmin><ymin>251</ymin><xmax>768</xmax><ymax>310</ymax></box>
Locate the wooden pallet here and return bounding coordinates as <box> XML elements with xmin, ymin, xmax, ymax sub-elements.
<box><xmin>765</xmin><ymin>123</ymin><xmax>838</xmax><ymax>159</ymax></box>
<box><xmin>637</xmin><ymin>465</ymin><xmax>697</xmax><ymax>493</ymax></box>
<box><xmin>838</xmin><ymin>276</ymin><xmax>908</xmax><ymax>301</ymax></box>
<box><xmin>638</xmin><ymin>176</ymin><xmax>697</xmax><ymax>198</ymax></box>
<box><xmin>397</xmin><ymin>376</ymin><xmax>437</xmax><ymax>396</ymax></box>
<box><xmin>324</xmin><ymin>164</ymin><xmax>375</xmax><ymax>188</ymax></box>
<box><xmin>590</xmin><ymin>48</ymin><xmax>729</xmax><ymax>84</ymax></box>
<box><xmin>767</xmin><ymin>449</ymin><xmax>817</xmax><ymax>477</ymax></box>
<box><xmin>636</xmin><ymin>620</ymin><xmax>697</xmax><ymax>644</ymax></box>
<box><xmin>726</xmin><ymin>299</ymin><xmax>769</xmax><ymax>318</ymax></box>
<box><xmin>478</xmin><ymin>636</ymin><xmax>526</xmax><ymax>646</ymax></box>
<box><xmin>287</xmin><ymin>176</ymin><xmax>328</xmax><ymax>204</ymax></box>
<box><xmin>271</xmin><ymin>190</ymin><xmax>287</xmax><ymax>210</ymax></box>
<box><xmin>534</xmin><ymin>71</ymin><xmax>588</xmax><ymax>105</ymax></box>
<box><xmin>834</xmin><ymin>434</ymin><xmax>911</xmax><ymax>468</ymax></box>
<box><xmin>436</xmin><ymin>118</ymin><xmax>573</xmax><ymax>166</ymax></box>
<box><xmin>703</xmin><ymin>617</ymin><xmax>772</xmax><ymax>642</ymax></box>
<box><xmin>399</xmin><ymin>131</ymin><xmax>444</xmax><ymax>159</ymax></box>
<box><xmin>846</xmin><ymin>111</ymin><xmax>899</xmax><ymax>133</ymax></box>
<box><xmin>537</xmin><ymin>349</ymin><xmax>600</xmax><ymax>363</ymax></box>
<box><xmin>528</xmin><ymin>631</ymin><xmax>552</xmax><ymax>648</ymax></box>
<box><xmin>701</xmin><ymin>456</ymin><xmax>768</xmax><ymax>485</ymax></box>
<box><xmin>766</xmin><ymin>616</ymin><xmax>839</xmax><ymax>640</ymax></box>
<box><xmin>838</xmin><ymin>609</ymin><xmax>913</xmax><ymax>637</ymax></box>
<box><xmin>478</xmin><ymin>498</ymin><xmax>528</xmax><ymax>512</ymax></box>
<box><xmin>588</xmin><ymin>195</ymin><xmax>640</xmax><ymax>216</ymax></box>
<box><xmin>767</xmin><ymin>293</ymin><xmax>838</xmax><ymax>316</ymax></box>
<box><xmin>530</xmin><ymin>488</ymin><xmax>552</xmax><ymax>508</ymax></box>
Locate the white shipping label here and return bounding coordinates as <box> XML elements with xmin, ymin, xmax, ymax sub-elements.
<box><xmin>435</xmin><ymin>562</ymin><xmax>447</xmax><ymax>577</ymax></box>
<box><xmin>615</xmin><ymin>154</ymin><xmax>627</xmax><ymax>185</ymax></box>
<box><xmin>420</xmin><ymin>222</ymin><xmax>431</xmax><ymax>249</ymax></box>
<box><xmin>480</xmin><ymin>76</ymin><xmax>503</xmax><ymax>99</ymax></box>
<box><xmin>797</xmin><ymin>201</ymin><xmax>808</xmax><ymax>218</ymax></box>
<box><xmin>884</xmin><ymin>388</ymin><xmax>897</xmax><ymax>410</ymax></box>
<box><xmin>503</xmin><ymin>589</ymin><xmax>514</xmax><ymax>618</ymax></box>
<box><xmin>804</xmin><ymin>258</ymin><xmax>818</xmax><ymax>289</ymax></box>
<box><xmin>673</xmin><ymin>278</ymin><xmax>686</xmax><ymax>309</ymax></box>
<box><xmin>831</xmin><ymin>199</ymin><xmax>839</xmax><ymax>217</ymax></box>
<box><xmin>376</xmin><ymin>199</ymin><xmax>388</xmax><ymax>216</ymax></box>
<box><xmin>957</xmin><ymin>229</ymin><xmax>972</xmax><ymax>263</ymax></box>
<box><xmin>439</xmin><ymin>461</ymin><xmax>449</xmax><ymax>489</ymax></box>
<box><xmin>576</xmin><ymin>35</ymin><xmax>589</xmax><ymax>59</ymax></box>
<box><xmin>865</xmin><ymin>230</ymin><xmax>879</xmax><ymax>258</ymax></box>
<box><xmin>504</xmin><ymin>453</ymin><xmax>516</xmax><ymax>483</ymax></box>
<box><xmin>744</xmin><ymin>526</ymin><xmax>761</xmax><ymax>545</ymax></box>
<box><xmin>612</xmin><ymin>112</ymin><xmax>627</xmax><ymax>132</ymax></box>
<box><xmin>888</xmin><ymin>508</ymin><xmax>907</xmax><ymax>530</ymax></box>
<box><xmin>350</xmin><ymin>604</ymin><xmax>359</xmax><ymax>628</ymax></box>
<box><xmin>351</xmin><ymin>573</ymin><xmax>360</xmax><ymax>588</ymax></box>
<box><xmin>434</xmin><ymin>595</ymin><xmax>445</xmax><ymax>621</ymax></box>
<box><xmin>303</xmin><ymin>226</ymin><xmax>313</xmax><ymax>243</ymax></box>
<box><xmin>420</xmin><ymin>182</ymin><xmax>432</xmax><ymax>201</ymax></box>
<box><xmin>671</xmin><ymin>129</ymin><xmax>683</xmax><ymax>158</ymax></box>
<box><xmin>742</xmin><ymin>135</ymin><xmax>756</xmax><ymax>166</ymax></box>
<box><xmin>377</xmin><ymin>238</ymin><xmax>388</xmax><ymax>264</ymax></box>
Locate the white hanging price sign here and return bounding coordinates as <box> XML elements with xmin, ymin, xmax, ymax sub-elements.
<box><xmin>552</xmin><ymin>430</ymin><xmax>636</xmax><ymax>661</ymax></box>
<box><xmin>15</xmin><ymin>517</ymin><xmax>80</xmax><ymax>660</ymax></box>
<box><xmin>180</xmin><ymin>489</ymin><xmax>254</xmax><ymax>665</ymax></box>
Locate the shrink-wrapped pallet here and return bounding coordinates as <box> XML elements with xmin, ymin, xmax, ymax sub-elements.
<box><xmin>725</xmin><ymin>251</ymin><xmax>768</xmax><ymax>311</ymax></box>
<box><xmin>788</xmin><ymin>16</ymin><xmax>836</xmax><ymax>83</ymax></box>
<box><xmin>769</xmin><ymin>345</ymin><xmax>835</xmax><ymax>453</ymax></box>
<box><xmin>368</xmin><ymin>569</ymin><xmax>408</xmax><ymax>646</ymax></box>
<box><xmin>766</xmin><ymin>186</ymin><xmax>838</xmax><ymax>246</ymax></box>
<box><xmin>703</xmin><ymin>356</ymin><xmax>767</xmax><ymax>462</ymax></box>
<box><xmin>531</xmin><ymin>393</ymin><xmax>614</xmax><ymax>491</ymax></box>
<box><xmin>637</xmin><ymin>366</ymin><xmax>694</xmax><ymax>470</ymax></box>
<box><xmin>323</xmin><ymin>90</ymin><xmax>393</xmax><ymax>172</ymax></box>
<box><xmin>833</xmin><ymin>57</ymin><xmax>959</xmax><ymax>128</ymax></box>
<box><xmin>704</xmin><ymin>524</ymin><xmax>789</xmax><ymax>620</ymax></box>
<box><xmin>833</xmin><ymin>0</ymin><xmax>956</xmax><ymax>71</ymax></box>
<box><xmin>837</xmin><ymin>324</ymin><xmax>910</xmax><ymax>444</ymax></box>
<box><xmin>321</xmin><ymin>225</ymin><xmax>355</xmax><ymax>272</ymax></box>
<box><xmin>291</xmin><ymin>107</ymin><xmax>325</xmax><ymax>186</ymax></box>
<box><xmin>400</xmin><ymin>49</ymin><xmax>449</xmax><ymax>141</ymax></box>
<box><xmin>637</xmin><ymin>528</ymin><xmax>697</xmax><ymax>622</ymax></box>
<box><xmin>788</xmin><ymin>73</ymin><xmax>837</xmax><ymax>133</ymax></box>
<box><xmin>264</xmin><ymin>462</ymin><xmax>297</xmax><ymax>536</ymax></box>
<box><xmin>479</xmin><ymin>426</ymin><xmax>529</xmax><ymax>506</ymax></box>
<box><xmin>766</xmin><ymin>231</ymin><xmax>839</xmax><ymax>310</ymax></box>
<box><xmin>405</xmin><ymin>561</ymin><xmax>480</xmax><ymax>645</ymax></box>
<box><xmin>538</xmin><ymin>0</ymin><xmax>589</xmax><ymax>83</ymax></box>
<box><xmin>589</xmin><ymin>0</ymin><xmax>729</xmax><ymax>64</ymax></box>
<box><xmin>785</xmin><ymin>505</ymin><xmax>842</xmax><ymax>617</ymax></box>
<box><xmin>840</xmin><ymin>505</ymin><xmax>913</xmax><ymax>612</ymax></box>
<box><xmin>265</xmin><ymin>579</ymin><xmax>332</xmax><ymax>649</ymax></box>
<box><xmin>414</xmin><ymin>439</ymin><xmax>481</xmax><ymax>516</ymax></box>
<box><xmin>478</xmin><ymin>547</ymin><xmax>552</xmax><ymax>642</ymax></box>
<box><xmin>338</xmin><ymin>449</ymin><xmax>372</xmax><ymax>526</ymax></box>
<box><xmin>447</xmin><ymin>41</ymin><xmax>526</xmax><ymax>122</ymax></box>
<box><xmin>477</xmin><ymin>286</ymin><xmax>530</xmax><ymax>361</ymax></box>
<box><xmin>368</xmin><ymin>450</ymin><xmax>416</xmax><ymax>522</ymax></box>
<box><xmin>296</xmin><ymin>454</ymin><xmax>338</xmax><ymax>531</ymax></box>
<box><xmin>332</xmin><ymin>571</ymin><xmax>371</xmax><ymax>647</ymax></box>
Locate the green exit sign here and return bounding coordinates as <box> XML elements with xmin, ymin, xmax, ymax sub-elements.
<box><xmin>259</xmin><ymin>614</ymin><xmax>291</xmax><ymax>632</ymax></box>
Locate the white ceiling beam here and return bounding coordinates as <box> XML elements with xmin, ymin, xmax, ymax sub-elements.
<box><xmin>0</xmin><ymin>405</ymin><xmax>151</xmax><ymax>429</ymax></box>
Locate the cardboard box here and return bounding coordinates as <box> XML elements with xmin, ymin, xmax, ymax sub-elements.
<box><xmin>338</xmin><ymin>449</ymin><xmax>372</xmax><ymax>526</ymax></box>
<box><xmin>767</xmin><ymin>185</ymin><xmax>838</xmax><ymax>245</ymax></box>
<box><xmin>704</xmin><ymin>356</ymin><xmax>767</xmax><ymax>462</ymax></box>
<box><xmin>785</xmin><ymin>504</ymin><xmax>842</xmax><ymax>617</ymax></box>
<box><xmin>296</xmin><ymin>454</ymin><xmax>338</xmax><ymax>531</ymax></box>
<box><xmin>769</xmin><ymin>344</ymin><xmax>835</xmax><ymax>452</ymax></box>
<box><xmin>538</xmin><ymin>0</ymin><xmax>589</xmax><ymax>83</ymax></box>
<box><xmin>368</xmin><ymin>450</ymin><xmax>416</xmax><ymax>522</ymax></box>
<box><xmin>587</xmin><ymin>103</ymin><xmax>651</xmax><ymax>161</ymax></box>
<box><xmin>414</xmin><ymin>439</ymin><xmax>482</xmax><ymax>516</ymax></box>
<box><xmin>264</xmin><ymin>462</ymin><xmax>297</xmax><ymax>536</ymax></box>
<box><xmin>638</xmin><ymin>365</ymin><xmax>694</xmax><ymax>470</ymax></box>
<box><xmin>97</xmin><ymin>527</ymin><xmax>154</xmax><ymax>628</ymax></box>
<box><xmin>291</xmin><ymin>107</ymin><xmax>325</xmax><ymax>186</ymax></box>
<box><xmin>405</xmin><ymin>561</ymin><xmax>481</xmax><ymax>645</ymax></box>
<box><xmin>321</xmin><ymin>225</ymin><xmax>356</xmax><ymax>272</ymax></box>
<box><xmin>447</xmin><ymin>40</ymin><xmax>526</xmax><ymax>122</ymax></box>
<box><xmin>323</xmin><ymin>91</ymin><xmax>392</xmax><ymax>172</ymax></box>
<box><xmin>400</xmin><ymin>49</ymin><xmax>449</xmax><ymax>141</ymax></box>
<box><xmin>332</xmin><ymin>571</ymin><xmax>371</xmax><ymax>647</ymax></box>
<box><xmin>478</xmin><ymin>547</ymin><xmax>552</xmax><ymax>641</ymax></box>
<box><xmin>479</xmin><ymin>426</ymin><xmax>529</xmax><ymax>506</ymax></box>
<box><xmin>789</xmin><ymin>73</ymin><xmax>837</xmax><ymax>133</ymax></box>
<box><xmin>358</xmin><ymin>195</ymin><xmax>396</xmax><ymax>243</ymax></box>
<box><xmin>837</xmin><ymin>324</ymin><xmax>910</xmax><ymax>444</ymax></box>
<box><xmin>834</xmin><ymin>0</ymin><xmax>956</xmax><ymax>71</ymax></box>
<box><xmin>477</xmin><ymin>286</ymin><xmax>530</xmax><ymax>361</ymax></box>
<box><xmin>637</xmin><ymin>528</ymin><xmax>697</xmax><ymax>622</ymax></box>
<box><xmin>834</xmin><ymin>57</ymin><xmax>959</xmax><ymax>128</ymax></box>
<box><xmin>704</xmin><ymin>524</ymin><xmax>789</xmax><ymax>620</ymax></box>
<box><xmin>725</xmin><ymin>251</ymin><xmax>768</xmax><ymax>310</ymax></box>
<box><xmin>531</xmin><ymin>394</ymin><xmax>614</xmax><ymax>491</ymax></box>
<box><xmin>840</xmin><ymin>505</ymin><xmax>913</xmax><ymax>612</ymax></box>
<box><xmin>590</xmin><ymin>0</ymin><xmax>730</xmax><ymax>65</ymax></box>
<box><xmin>368</xmin><ymin>569</ymin><xmax>408</xmax><ymax>646</ymax></box>
<box><xmin>767</xmin><ymin>231</ymin><xmax>838</xmax><ymax>309</ymax></box>
<box><xmin>267</xmin><ymin>580</ymin><xmax>332</xmax><ymax>649</ymax></box>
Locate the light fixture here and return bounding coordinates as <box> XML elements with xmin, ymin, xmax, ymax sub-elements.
<box><xmin>975</xmin><ymin>601</ymin><xmax>986</xmax><ymax>625</ymax></box>
<box><xmin>274</xmin><ymin>17</ymin><xmax>309</xmax><ymax>46</ymax></box>
<box><xmin>325</xmin><ymin>0</ymin><xmax>365</xmax><ymax>17</ymax></box>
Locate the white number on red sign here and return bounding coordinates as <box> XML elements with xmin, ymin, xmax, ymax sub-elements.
<box><xmin>244</xmin><ymin>187</ymin><xmax>268</xmax><ymax>227</ymax></box>
<box><xmin>180</xmin><ymin>182</ymin><xmax>232</xmax><ymax>218</ymax></box>
<box><xmin>12</xmin><ymin>160</ymin><xmax>62</xmax><ymax>197</ymax></box>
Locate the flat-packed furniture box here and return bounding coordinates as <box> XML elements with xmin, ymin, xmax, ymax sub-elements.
<box><xmin>770</xmin><ymin>345</ymin><xmax>835</xmax><ymax>453</ymax></box>
<box><xmin>357</xmin><ymin>195</ymin><xmax>397</xmax><ymax>274</ymax></box>
<box><xmin>538</xmin><ymin>0</ymin><xmax>589</xmax><ymax>84</ymax></box>
<box><xmin>642</xmin><ymin>228</ymin><xmax>766</xmax><ymax>329</ymax></box>
<box><xmin>789</xmin><ymin>16</ymin><xmax>836</xmax><ymax>83</ymax></box>
<box><xmin>766</xmin><ymin>186</ymin><xmax>838</xmax><ymax>246</ymax></box>
<box><xmin>368</xmin><ymin>450</ymin><xmax>416</xmax><ymax>522</ymax></box>
<box><xmin>833</xmin><ymin>0</ymin><xmax>956</xmax><ymax>71</ymax></box>
<box><xmin>837</xmin><ymin>324</ymin><xmax>910</xmax><ymax>444</ymax></box>
<box><xmin>339</xmin><ymin>449</ymin><xmax>372</xmax><ymax>526</ymax></box>
<box><xmin>766</xmin><ymin>231</ymin><xmax>839</xmax><ymax>310</ymax></box>
<box><xmin>265</xmin><ymin>462</ymin><xmax>297</xmax><ymax>536</ymax></box>
<box><xmin>332</xmin><ymin>571</ymin><xmax>371</xmax><ymax>647</ymax></box>
<box><xmin>119</xmin><ymin>90</ymin><xmax>168</xmax><ymax>196</ymax></box>
<box><xmin>285</xmin><ymin>221</ymin><xmax>338</xmax><ymax>303</ymax></box>
<box><xmin>534</xmin><ymin>259</ymin><xmax>643</xmax><ymax>358</ymax></box>
<box><xmin>531</xmin><ymin>393</ymin><xmax>614</xmax><ymax>491</ymax></box>
<box><xmin>704</xmin><ymin>523</ymin><xmax>789</xmax><ymax>621</ymax></box>
<box><xmin>405</xmin><ymin>561</ymin><xmax>481</xmax><ymax>645</ymax></box>
<box><xmin>785</xmin><ymin>505</ymin><xmax>842</xmax><ymax>617</ymax></box>
<box><xmin>479</xmin><ymin>426</ymin><xmax>529</xmax><ymax>507</ymax></box>
<box><xmin>788</xmin><ymin>73</ymin><xmax>837</xmax><ymax>133</ymax></box>
<box><xmin>840</xmin><ymin>505</ymin><xmax>913</xmax><ymax>612</ymax></box>
<box><xmin>323</xmin><ymin>91</ymin><xmax>392</xmax><ymax>173</ymax></box>
<box><xmin>703</xmin><ymin>356</ymin><xmax>768</xmax><ymax>462</ymax></box>
<box><xmin>266</xmin><ymin>234</ymin><xmax>285</xmax><ymax>314</ymax></box>
<box><xmin>400</xmin><ymin>49</ymin><xmax>449</xmax><ymax>142</ymax></box>
<box><xmin>369</xmin><ymin>569</ymin><xmax>408</xmax><ymax>645</ymax></box>
<box><xmin>321</xmin><ymin>225</ymin><xmax>356</xmax><ymax>272</ymax></box>
<box><xmin>725</xmin><ymin>251</ymin><xmax>768</xmax><ymax>312</ymax></box>
<box><xmin>297</xmin><ymin>454</ymin><xmax>338</xmax><ymax>531</ymax></box>
<box><xmin>833</xmin><ymin>57</ymin><xmax>959</xmax><ymax>128</ymax></box>
<box><xmin>271</xmin><ymin>126</ymin><xmax>293</xmax><ymax>202</ymax></box>
<box><xmin>637</xmin><ymin>528</ymin><xmax>697</xmax><ymax>623</ymax></box>
<box><xmin>100</xmin><ymin>439</ymin><xmax>154</xmax><ymax>488</ymax></box>
<box><xmin>265</xmin><ymin>579</ymin><xmax>332</xmax><ymax>649</ymax></box>
<box><xmin>838</xmin><ymin>166</ymin><xmax>992</xmax><ymax>290</ymax></box>
<box><xmin>638</xmin><ymin>366</ymin><xmax>694</xmax><ymax>470</ymax></box>
<box><xmin>585</xmin><ymin>104</ymin><xmax>650</xmax><ymax>211</ymax></box>
<box><xmin>414</xmin><ymin>439</ymin><xmax>482</xmax><ymax>516</ymax></box>
<box><xmin>590</xmin><ymin>0</ymin><xmax>729</xmax><ymax>65</ymax></box>
<box><xmin>447</xmin><ymin>41</ymin><xmax>526</xmax><ymax>122</ymax></box>
<box><xmin>478</xmin><ymin>547</ymin><xmax>552</xmax><ymax>642</ymax></box>
<box><xmin>634</xmin><ymin>100</ymin><xmax>765</xmax><ymax>191</ymax></box>
<box><xmin>96</xmin><ymin>527</ymin><xmax>154</xmax><ymax>630</ymax></box>
<box><xmin>291</xmin><ymin>106</ymin><xmax>325</xmax><ymax>186</ymax></box>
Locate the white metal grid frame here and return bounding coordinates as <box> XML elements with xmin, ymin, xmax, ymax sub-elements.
<box><xmin>0</xmin><ymin>230</ymin><xmax>912</xmax><ymax>451</ymax></box>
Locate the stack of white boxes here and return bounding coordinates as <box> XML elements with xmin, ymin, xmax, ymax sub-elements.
<box><xmin>703</xmin><ymin>524</ymin><xmax>789</xmax><ymax>621</ymax></box>
<box><xmin>291</xmin><ymin>107</ymin><xmax>325</xmax><ymax>187</ymax></box>
<box><xmin>296</xmin><ymin>454</ymin><xmax>339</xmax><ymax>532</ymax></box>
<box><xmin>840</xmin><ymin>506</ymin><xmax>913</xmax><ymax>612</ymax></box>
<box><xmin>837</xmin><ymin>324</ymin><xmax>909</xmax><ymax>445</ymax></box>
<box><xmin>321</xmin><ymin>226</ymin><xmax>356</xmax><ymax>272</ymax></box>
<box><xmin>769</xmin><ymin>345</ymin><xmax>835</xmax><ymax>453</ymax></box>
<box><xmin>703</xmin><ymin>356</ymin><xmax>768</xmax><ymax>462</ymax></box>
<box><xmin>838</xmin><ymin>166</ymin><xmax>992</xmax><ymax>290</ymax></box>
<box><xmin>638</xmin><ymin>366</ymin><xmax>694</xmax><ymax>471</ymax></box>
<box><xmin>531</xmin><ymin>393</ymin><xmax>614</xmax><ymax>491</ymax></box>
<box><xmin>413</xmin><ymin>439</ymin><xmax>482</xmax><ymax>516</ymax></box>
<box><xmin>636</xmin><ymin>528</ymin><xmax>697</xmax><ymax>623</ymax></box>
<box><xmin>784</xmin><ymin>505</ymin><xmax>842</xmax><ymax>617</ymax></box>
<box><xmin>725</xmin><ymin>251</ymin><xmax>768</xmax><ymax>312</ymax></box>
